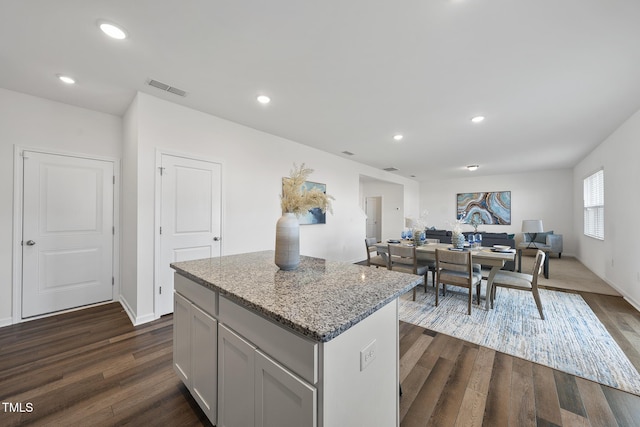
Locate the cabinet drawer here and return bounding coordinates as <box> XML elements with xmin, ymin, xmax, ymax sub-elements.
<box><xmin>175</xmin><ymin>273</ymin><xmax>218</xmax><ymax>318</ymax></box>
<box><xmin>219</xmin><ymin>296</ymin><xmax>318</xmax><ymax>385</ymax></box>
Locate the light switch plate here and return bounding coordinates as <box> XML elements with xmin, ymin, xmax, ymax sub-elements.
<box><xmin>360</xmin><ymin>339</ymin><xmax>377</xmax><ymax>371</ymax></box>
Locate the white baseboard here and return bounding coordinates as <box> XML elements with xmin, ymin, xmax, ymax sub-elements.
<box><xmin>118</xmin><ymin>296</ymin><xmax>157</xmax><ymax>326</ymax></box>
<box><xmin>602</xmin><ymin>278</ymin><xmax>640</xmax><ymax>313</ymax></box>
<box><xmin>0</xmin><ymin>316</ymin><xmax>13</xmax><ymax>328</ymax></box>
<box><xmin>624</xmin><ymin>295</ymin><xmax>640</xmax><ymax>313</ymax></box>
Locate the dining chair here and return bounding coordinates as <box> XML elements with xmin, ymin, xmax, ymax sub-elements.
<box><xmin>387</xmin><ymin>244</ymin><xmax>429</xmax><ymax>301</ymax></box>
<box><xmin>435</xmin><ymin>249</ymin><xmax>483</xmax><ymax>315</ymax></box>
<box><xmin>364</xmin><ymin>237</ymin><xmax>387</xmax><ymax>268</ymax></box>
<box><xmin>416</xmin><ymin>252</ymin><xmax>437</xmax><ymax>291</ymax></box>
<box><xmin>490</xmin><ymin>249</ymin><xmax>546</xmax><ymax>319</ymax></box>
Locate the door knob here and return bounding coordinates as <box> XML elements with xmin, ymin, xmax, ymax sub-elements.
<box><xmin>26</xmin><ymin>240</ymin><xmax>36</xmax><ymax>246</ymax></box>
<box><xmin>213</xmin><ymin>237</ymin><xmax>221</xmax><ymax>241</ymax></box>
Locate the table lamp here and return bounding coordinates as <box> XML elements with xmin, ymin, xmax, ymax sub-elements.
<box><xmin>522</xmin><ymin>219</ymin><xmax>543</xmax><ymax>248</ymax></box>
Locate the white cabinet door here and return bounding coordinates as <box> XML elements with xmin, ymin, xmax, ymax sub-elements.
<box><xmin>174</xmin><ymin>292</ymin><xmax>218</xmax><ymax>425</ymax></box>
<box><xmin>191</xmin><ymin>304</ymin><xmax>217</xmax><ymax>422</ymax></box>
<box><xmin>255</xmin><ymin>350</ymin><xmax>317</xmax><ymax>427</ymax></box>
<box><xmin>218</xmin><ymin>324</ymin><xmax>256</xmax><ymax>427</ymax></box>
<box><xmin>173</xmin><ymin>292</ymin><xmax>192</xmax><ymax>384</ymax></box>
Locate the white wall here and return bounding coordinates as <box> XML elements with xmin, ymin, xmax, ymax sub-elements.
<box><xmin>360</xmin><ymin>179</ymin><xmax>405</xmax><ymax>241</ymax></box>
<box><xmin>121</xmin><ymin>92</ymin><xmax>420</xmax><ymax>323</ymax></box>
<box><xmin>574</xmin><ymin>109</ymin><xmax>640</xmax><ymax>309</ymax></box>
<box><xmin>0</xmin><ymin>88</ymin><xmax>122</xmax><ymax>326</ymax></box>
<box><xmin>419</xmin><ymin>169</ymin><xmax>575</xmax><ymax>254</ymax></box>
<box><xmin>121</xmin><ymin>95</ymin><xmax>140</xmax><ymax>319</ymax></box>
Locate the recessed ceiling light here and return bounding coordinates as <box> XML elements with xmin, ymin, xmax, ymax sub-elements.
<box><xmin>393</xmin><ymin>134</ymin><xmax>403</xmax><ymax>141</ymax></box>
<box><xmin>471</xmin><ymin>116</ymin><xmax>485</xmax><ymax>123</ymax></box>
<box><xmin>466</xmin><ymin>164</ymin><xmax>479</xmax><ymax>171</ymax></box>
<box><xmin>57</xmin><ymin>74</ymin><xmax>75</xmax><ymax>84</ymax></box>
<box><xmin>99</xmin><ymin>22</ymin><xmax>127</xmax><ymax>40</ymax></box>
<box><xmin>257</xmin><ymin>95</ymin><xmax>271</xmax><ymax>104</ymax></box>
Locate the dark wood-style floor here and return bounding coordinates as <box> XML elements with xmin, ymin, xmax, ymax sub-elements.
<box><xmin>1</xmin><ymin>291</ymin><xmax>640</xmax><ymax>426</ymax></box>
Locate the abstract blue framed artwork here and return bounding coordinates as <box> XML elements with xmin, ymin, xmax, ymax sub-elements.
<box><xmin>299</xmin><ymin>181</ymin><xmax>327</xmax><ymax>225</ymax></box>
<box><xmin>457</xmin><ymin>191</ymin><xmax>511</xmax><ymax>225</ymax></box>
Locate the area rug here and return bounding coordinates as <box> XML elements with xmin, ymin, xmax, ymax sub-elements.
<box><xmin>399</xmin><ymin>287</ymin><xmax>640</xmax><ymax>396</ymax></box>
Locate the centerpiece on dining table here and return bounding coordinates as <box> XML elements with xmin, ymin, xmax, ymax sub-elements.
<box><xmin>451</xmin><ymin>218</ymin><xmax>466</xmax><ymax>249</ymax></box>
<box><xmin>405</xmin><ymin>210</ymin><xmax>429</xmax><ymax>246</ymax></box>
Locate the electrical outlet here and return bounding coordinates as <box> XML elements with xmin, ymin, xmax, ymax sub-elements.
<box><xmin>360</xmin><ymin>339</ymin><xmax>377</xmax><ymax>371</ymax></box>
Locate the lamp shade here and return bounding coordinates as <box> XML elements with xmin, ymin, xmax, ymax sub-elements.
<box><xmin>522</xmin><ymin>219</ymin><xmax>543</xmax><ymax>233</ymax></box>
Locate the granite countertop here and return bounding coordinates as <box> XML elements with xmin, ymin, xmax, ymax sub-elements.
<box><xmin>171</xmin><ymin>250</ymin><xmax>421</xmax><ymax>343</ymax></box>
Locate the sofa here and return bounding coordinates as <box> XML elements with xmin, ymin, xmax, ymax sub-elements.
<box><xmin>521</xmin><ymin>231</ymin><xmax>563</xmax><ymax>258</ymax></box>
<box><xmin>423</xmin><ymin>229</ymin><xmax>516</xmax><ymax>271</ymax></box>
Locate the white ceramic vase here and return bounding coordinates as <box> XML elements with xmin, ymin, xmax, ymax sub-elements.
<box><xmin>275</xmin><ymin>212</ymin><xmax>300</xmax><ymax>270</ymax></box>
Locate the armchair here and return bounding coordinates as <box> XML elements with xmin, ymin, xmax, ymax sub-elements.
<box><xmin>521</xmin><ymin>231</ymin><xmax>563</xmax><ymax>258</ymax></box>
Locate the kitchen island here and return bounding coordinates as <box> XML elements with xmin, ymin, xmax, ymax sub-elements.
<box><xmin>171</xmin><ymin>250</ymin><xmax>421</xmax><ymax>427</ymax></box>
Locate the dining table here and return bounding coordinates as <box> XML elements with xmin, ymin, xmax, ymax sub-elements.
<box><xmin>375</xmin><ymin>241</ymin><xmax>516</xmax><ymax>310</ymax></box>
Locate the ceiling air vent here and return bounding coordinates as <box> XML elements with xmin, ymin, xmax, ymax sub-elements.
<box><xmin>147</xmin><ymin>79</ymin><xmax>187</xmax><ymax>97</ymax></box>
<box><xmin>383</xmin><ymin>167</ymin><xmax>398</xmax><ymax>172</ymax></box>
<box><xmin>341</xmin><ymin>151</ymin><xmax>355</xmax><ymax>156</ymax></box>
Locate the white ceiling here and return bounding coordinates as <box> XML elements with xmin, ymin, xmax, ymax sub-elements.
<box><xmin>3</xmin><ymin>0</ymin><xmax>640</xmax><ymax>180</ymax></box>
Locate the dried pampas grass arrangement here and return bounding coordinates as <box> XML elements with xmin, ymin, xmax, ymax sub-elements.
<box><xmin>280</xmin><ymin>163</ymin><xmax>334</xmax><ymax>216</ymax></box>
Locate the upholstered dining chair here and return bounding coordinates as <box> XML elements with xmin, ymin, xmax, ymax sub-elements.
<box><xmin>490</xmin><ymin>249</ymin><xmax>546</xmax><ymax>320</ymax></box>
<box><xmin>364</xmin><ymin>237</ymin><xmax>387</xmax><ymax>268</ymax></box>
<box><xmin>421</xmin><ymin>238</ymin><xmax>440</xmax><ymax>288</ymax></box>
<box><xmin>388</xmin><ymin>244</ymin><xmax>429</xmax><ymax>301</ymax></box>
<box><xmin>416</xmin><ymin>252</ymin><xmax>437</xmax><ymax>291</ymax></box>
<box><xmin>435</xmin><ymin>249</ymin><xmax>483</xmax><ymax>315</ymax></box>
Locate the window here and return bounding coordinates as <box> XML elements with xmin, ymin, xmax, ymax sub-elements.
<box><xmin>583</xmin><ymin>169</ymin><xmax>604</xmax><ymax>240</ymax></box>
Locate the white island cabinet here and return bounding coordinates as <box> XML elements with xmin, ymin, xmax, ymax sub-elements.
<box><xmin>173</xmin><ymin>274</ymin><xmax>218</xmax><ymax>422</ymax></box>
<box><xmin>171</xmin><ymin>251</ymin><xmax>421</xmax><ymax>427</ymax></box>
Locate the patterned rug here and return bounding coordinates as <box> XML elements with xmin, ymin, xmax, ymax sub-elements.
<box><xmin>399</xmin><ymin>286</ymin><xmax>640</xmax><ymax>396</ymax></box>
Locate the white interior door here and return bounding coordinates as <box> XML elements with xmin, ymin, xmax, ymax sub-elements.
<box><xmin>22</xmin><ymin>151</ymin><xmax>114</xmax><ymax>318</ymax></box>
<box><xmin>365</xmin><ymin>196</ymin><xmax>382</xmax><ymax>241</ymax></box>
<box><xmin>158</xmin><ymin>155</ymin><xmax>221</xmax><ymax>316</ymax></box>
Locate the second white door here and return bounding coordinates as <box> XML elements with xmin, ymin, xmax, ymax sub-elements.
<box><xmin>158</xmin><ymin>154</ymin><xmax>221</xmax><ymax>316</ymax></box>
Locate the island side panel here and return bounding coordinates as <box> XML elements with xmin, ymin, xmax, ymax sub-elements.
<box><xmin>320</xmin><ymin>299</ymin><xmax>399</xmax><ymax>426</ymax></box>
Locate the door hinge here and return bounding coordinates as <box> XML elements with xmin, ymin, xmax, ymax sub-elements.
<box><xmin>159</xmin><ymin>226</ymin><xmax>162</xmax><ymax>235</ymax></box>
<box><xmin>113</xmin><ymin>176</ymin><xmax>115</xmax><ymax>185</ymax></box>
<box><xmin>112</xmin><ymin>226</ymin><xmax>115</xmax><ymax>235</ymax></box>
<box><xmin>112</xmin><ymin>277</ymin><xmax>115</xmax><ymax>286</ymax></box>
<box><xmin>159</xmin><ymin>166</ymin><xmax>165</xmax><ymax>176</ymax></box>
<box><xmin>159</xmin><ymin>286</ymin><xmax>162</xmax><ymax>295</ymax></box>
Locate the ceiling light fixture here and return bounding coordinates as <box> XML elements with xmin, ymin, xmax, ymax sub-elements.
<box><xmin>471</xmin><ymin>116</ymin><xmax>485</xmax><ymax>123</ymax></box>
<box><xmin>57</xmin><ymin>74</ymin><xmax>75</xmax><ymax>84</ymax></box>
<box><xmin>393</xmin><ymin>134</ymin><xmax>403</xmax><ymax>141</ymax></box>
<box><xmin>466</xmin><ymin>164</ymin><xmax>479</xmax><ymax>171</ymax></box>
<box><xmin>257</xmin><ymin>95</ymin><xmax>271</xmax><ymax>104</ymax></box>
<box><xmin>98</xmin><ymin>21</ymin><xmax>127</xmax><ymax>40</ymax></box>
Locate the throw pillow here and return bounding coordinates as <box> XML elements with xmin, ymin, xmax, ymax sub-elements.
<box><xmin>482</xmin><ymin>233</ymin><xmax>508</xmax><ymax>239</ymax></box>
<box><xmin>534</xmin><ymin>230</ymin><xmax>554</xmax><ymax>244</ymax></box>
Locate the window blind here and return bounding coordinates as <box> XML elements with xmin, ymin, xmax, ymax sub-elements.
<box><xmin>583</xmin><ymin>169</ymin><xmax>604</xmax><ymax>240</ymax></box>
